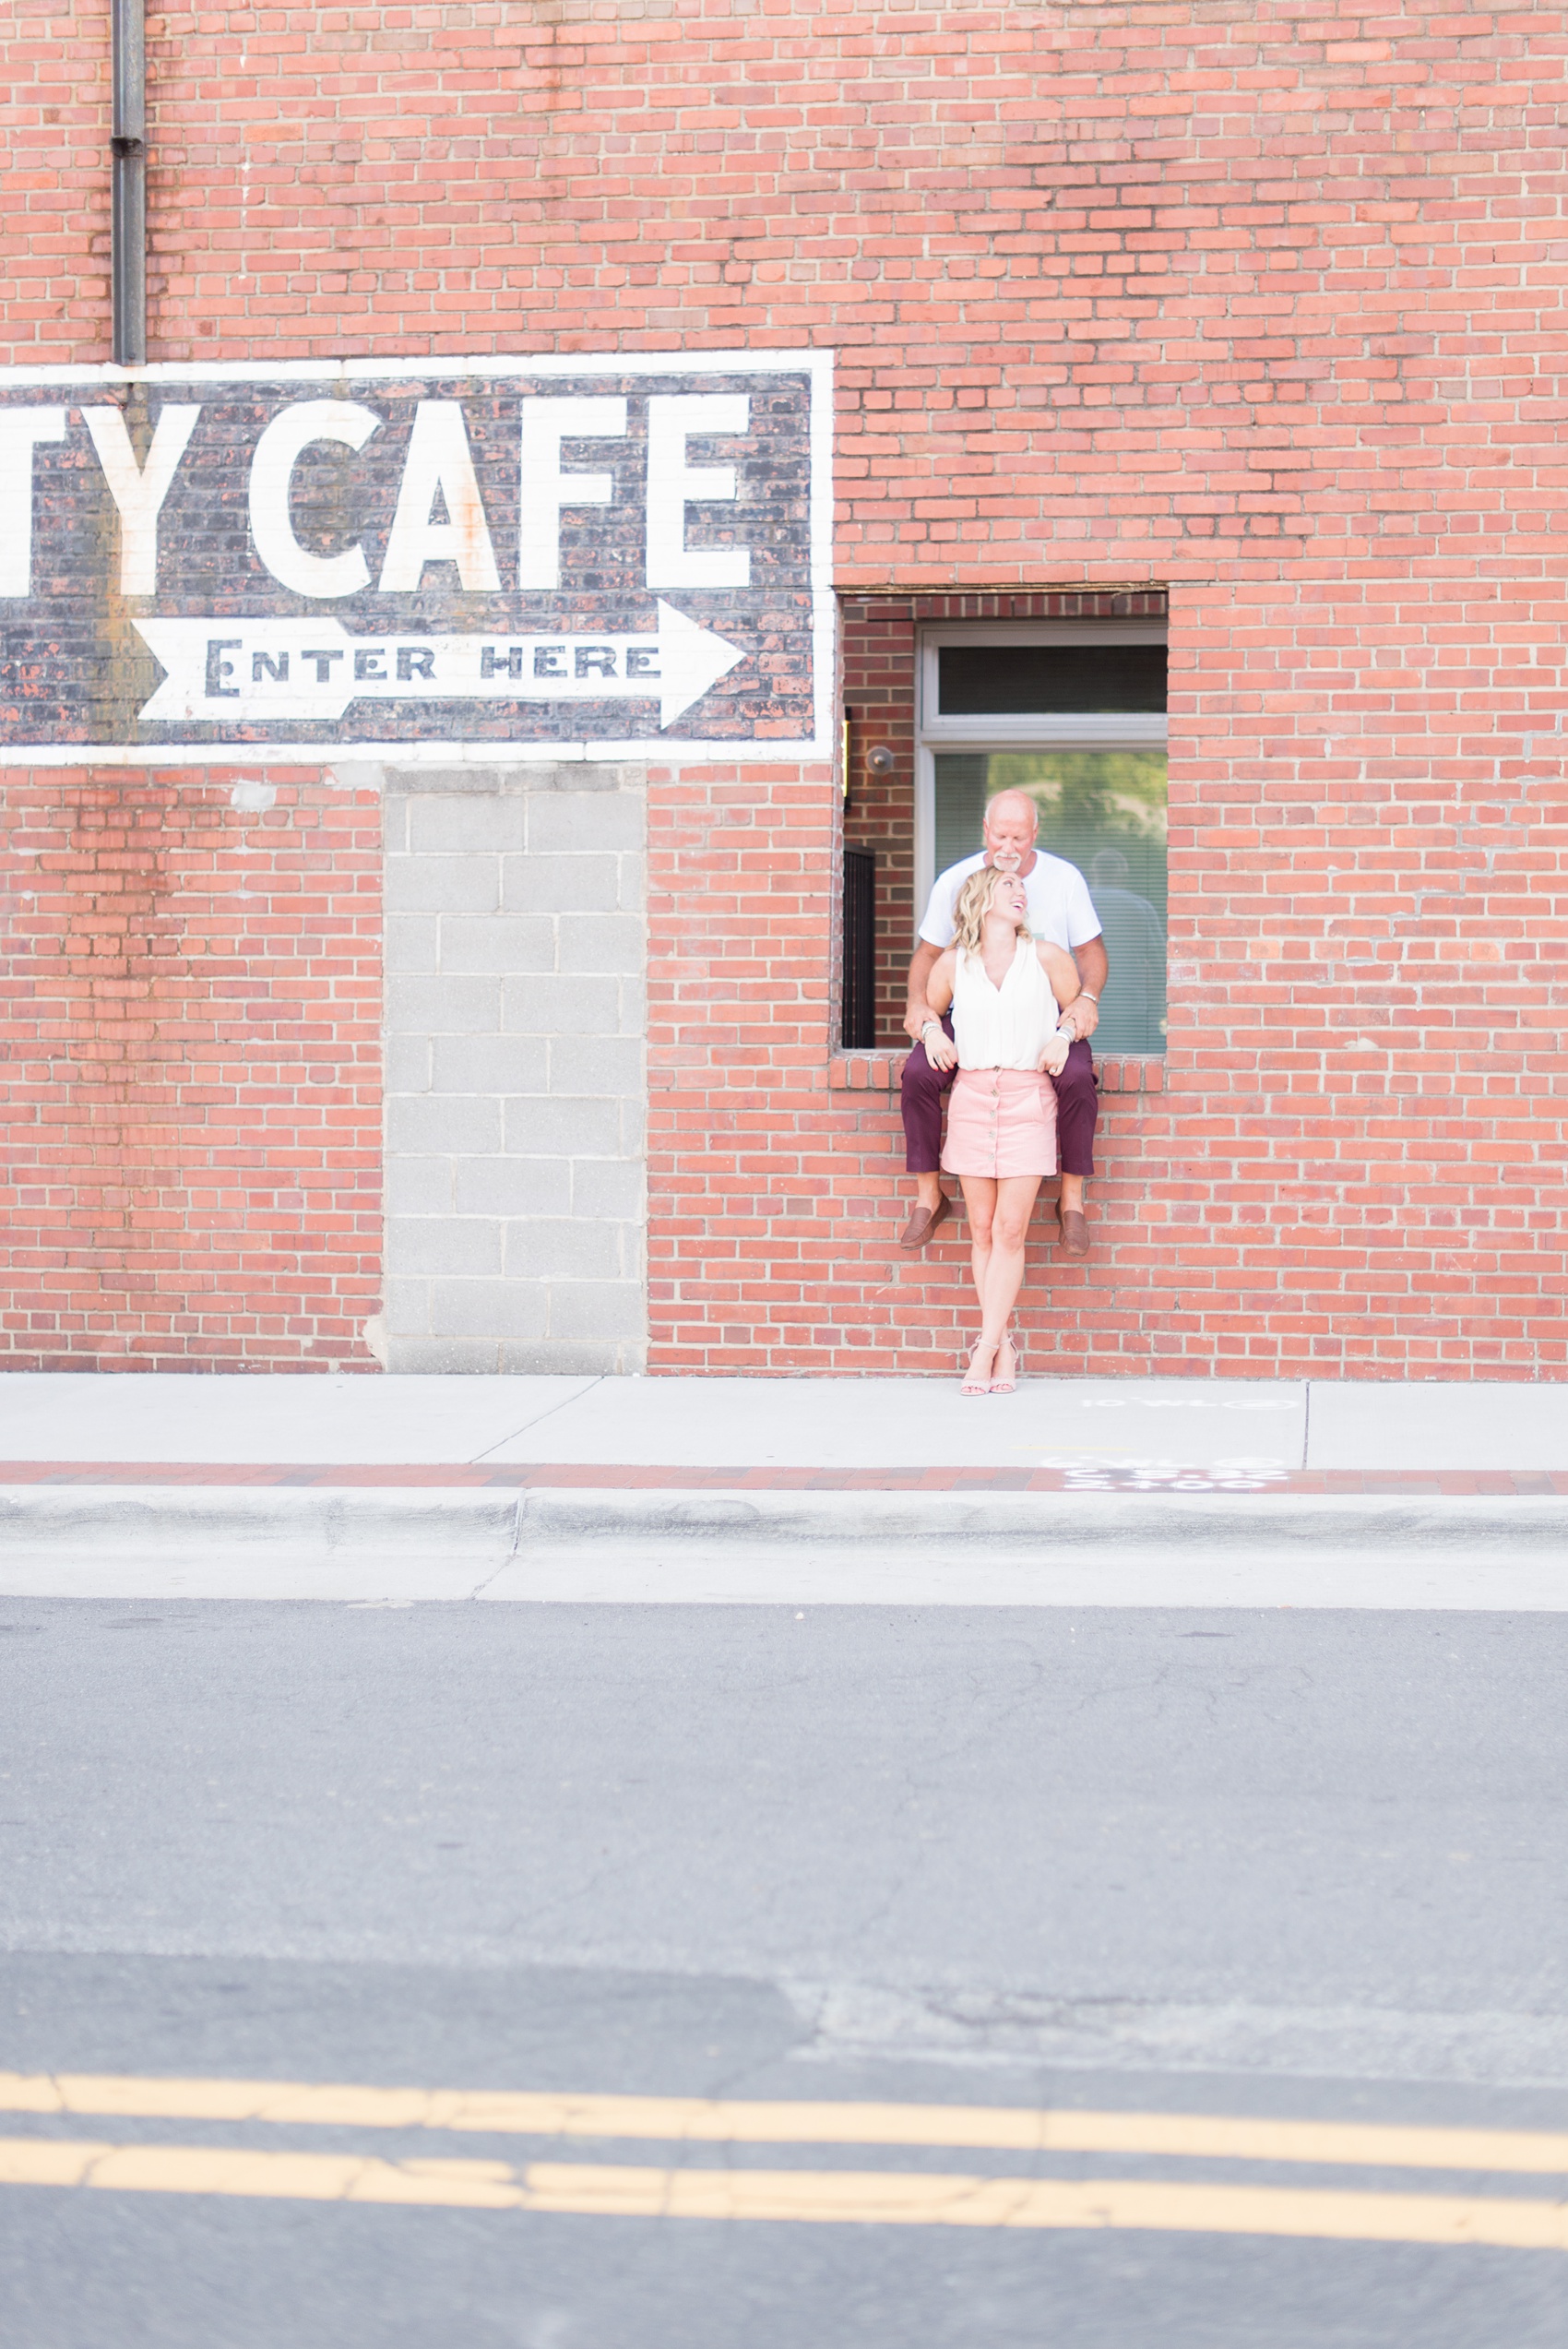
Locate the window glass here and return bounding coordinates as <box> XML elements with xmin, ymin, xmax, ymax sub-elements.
<box><xmin>932</xmin><ymin>750</ymin><xmax>1168</xmax><ymax>1054</ymax></box>
<box><xmin>937</xmin><ymin>642</ymin><xmax>1167</xmax><ymax>717</ymax></box>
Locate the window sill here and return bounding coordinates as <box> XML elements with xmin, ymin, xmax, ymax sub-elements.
<box><xmin>829</xmin><ymin>1054</ymin><xmax>1165</xmax><ymax>1096</ymax></box>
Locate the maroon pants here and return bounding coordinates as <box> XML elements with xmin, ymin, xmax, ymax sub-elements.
<box><xmin>901</xmin><ymin>1023</ymin><xmax>1098</xmax><ymax>1178</ymax></box>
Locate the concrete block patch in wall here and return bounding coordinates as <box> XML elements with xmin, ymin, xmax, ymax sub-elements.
<box><xmin>383</xmin><ymin>763</ymin><xmax>647</xmax><ymax>1374</ymax></box>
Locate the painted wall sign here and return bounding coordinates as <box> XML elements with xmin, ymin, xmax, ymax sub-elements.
<box><xmin>0</xmin><ymin>352</ymin><xmax>833</xmax><ymax>765</ymax></box>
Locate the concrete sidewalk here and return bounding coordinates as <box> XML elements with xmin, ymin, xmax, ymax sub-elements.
<box><xmin>5</xmin><ymin>1368</ymin><xmax>1568</xmax><ymax>1473</ymax></box>
<box><xmin>1</xmin><ymin>1371</ymin><xmax>1566</xmax><ymax>1612</ymax></box>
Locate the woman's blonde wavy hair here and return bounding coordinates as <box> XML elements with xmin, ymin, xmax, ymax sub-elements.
<box><xmin>952</xmin><ymin>864</ymin><xmax>1031</xmax><ymax>958</ymax></box>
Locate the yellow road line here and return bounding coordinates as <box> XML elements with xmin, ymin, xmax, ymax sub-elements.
<box><xmin>2</xmin><ymin>2139</ymin><xmax>1567</xmax><ymax>2247</ymax></box>
<box><xmin>0</xmin><ymin>2139</ymin><xmax>525</xmax><ymax>2209</ymax></box>
<box><xmin>0</xmin><ymin>2074</ymin><xmax>1565</xmax><ymax>2176</ymax></box>
<box><xmin>523</xmin><ymin>2165</ymin><xmax>1568</xmax><ymax>2248</ymax></box>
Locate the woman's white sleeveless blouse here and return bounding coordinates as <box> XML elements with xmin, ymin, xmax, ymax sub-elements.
<box><xmin>950</xmin><ymin>938</ymin><xmax>1059</xmax><ymax>1070</ymax></box>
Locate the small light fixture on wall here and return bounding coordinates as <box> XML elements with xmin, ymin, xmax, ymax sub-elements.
<box><xmin>865</xmin><ymin>745</ymin><xmax>897</xmax><ymax>779</ymax></box>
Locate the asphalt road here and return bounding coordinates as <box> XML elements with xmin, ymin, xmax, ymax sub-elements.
<box><xmin>3</xmin><ymin>1595</ymin><xmax>1567</xmax><ymax>2348</ymax></box>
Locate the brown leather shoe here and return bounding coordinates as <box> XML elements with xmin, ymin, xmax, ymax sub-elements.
<box><xmin>1059</xmin><ymin>1208</ymin><xmax>1091</xmax><ymax>1258</ymax></box>
<box><xmin>899</xmin><ymin>1195</ymin><xmax>952</xmax><ymax>1250</ymax></box>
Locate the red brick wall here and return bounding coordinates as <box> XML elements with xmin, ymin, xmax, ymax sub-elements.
<box><xmin>0</xmin><ymin>771</ymin><xmax>382</xmax><ymax>1370</ymax></box>
<box><xmin>649</xmin><ymin>1058</ymin><xmax>1168</xmax><ymax>1378</ymax></box>
<box><xmin>649</xmin><ymin>752</ymin><xmax>851</xmax><ymax>1372</ymax></box>
<box><xmin>5</xmin><ymin>3</ymin><xmax>1566</xmax><ymax>1376</ymax></box>
<box><xmin>2</xmin><ymin>0</ymin><xmax>110</xmax><ymax>358</ymax></box>
<box><xmin>652</xmin><ymin>678</ymin><xmax>1568</xmax><ymax>1378</ymax></box>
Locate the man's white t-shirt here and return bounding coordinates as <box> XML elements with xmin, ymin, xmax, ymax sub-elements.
<box><xmin>918</xmin><ymin>851</ymin><xmax>1103</xmax><ymax>954</ymax></box>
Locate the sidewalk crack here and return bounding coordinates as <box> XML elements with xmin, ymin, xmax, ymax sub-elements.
<box><xmin>469</xmin><ymin>1377</ymin><xmax>606</xmax><ymax>1465</ymax></box>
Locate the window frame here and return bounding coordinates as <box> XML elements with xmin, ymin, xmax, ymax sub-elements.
<box><xmin>914</xmin><ymin>621</ymin><xmax>1169</xmax><ymax>916</ymax></box>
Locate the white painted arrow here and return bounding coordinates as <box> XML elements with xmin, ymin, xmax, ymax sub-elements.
<box><xmin>132</xmin><ymin>602</ymin><xmax>746</xmax><ymax>731</ymax></box>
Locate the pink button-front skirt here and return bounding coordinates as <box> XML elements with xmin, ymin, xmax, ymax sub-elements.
<box><xmin>940</xmin><ymin>1067</ymin><xmax>1060</xmax><ymax>1179</ymax></box>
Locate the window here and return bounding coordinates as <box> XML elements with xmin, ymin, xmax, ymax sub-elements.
<box><xmin>916</xmin><ymin>624</ymin><xmax>1169</xmax><ymax>1055</ymax></box>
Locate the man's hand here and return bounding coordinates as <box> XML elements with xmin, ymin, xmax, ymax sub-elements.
<box><xmin>922</xmin><ymin>1023</ymin><xmax>958</xmax><ymax>1073</ymax></box>
<box><xmin>1038</xmin><ymin>1031</ymin><xmax>1071</xmax><ymax>1078</ymax></box>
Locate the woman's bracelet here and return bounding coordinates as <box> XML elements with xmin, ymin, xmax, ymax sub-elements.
<box><xmin>921</xmin><ymin>1019</ymin><xmax>942</xmax><ymax>1040</ymax></box>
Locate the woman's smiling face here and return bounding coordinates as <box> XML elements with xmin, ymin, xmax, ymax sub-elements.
<box><xmin>992</xmin><ymin>874</ymin><xmax>1028</xmax><ymax>926</ymax></box>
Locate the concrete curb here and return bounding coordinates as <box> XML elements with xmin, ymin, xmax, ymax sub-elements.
<box><xmin>515</xmin><ymin>1486</ymin><xmax>1568</xmax><ymax>1558</ymax></box>
<box><xmin>0</xmin><ymin>1485</ymin><xmax>522</xmax><ymax>1562</ymax></box>
<box><xmin>4</xmin><ymin>1483</ymin><xmax>1568</xmax><ymax>1565</ymax></box>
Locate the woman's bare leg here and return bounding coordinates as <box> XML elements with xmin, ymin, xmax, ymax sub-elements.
<box><xmin>976</xmin><ymin>1175</ymin><xmax>1042</xmax><ymax>1348</ymax></box>
<box><xmin>956</xmin><ymin>1177</ymin><xmax>999</xmax><ymax>1387</ymax></box>
<box><xmin>958</xmin><ymin>1177</ymin><xmax>997</xmax><ymax>1323</ymax></box>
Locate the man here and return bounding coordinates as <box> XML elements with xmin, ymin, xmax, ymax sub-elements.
<box><xmin>898</xmin><ymin>789</ymin><xmax>1109</xmax><ymax>1255</ymax></box>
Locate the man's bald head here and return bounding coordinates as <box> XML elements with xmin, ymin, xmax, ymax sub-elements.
<box><xmin>983</xmin><ymin>790</ymin><xmax>1039</xmax><ymax>841</ymax></box>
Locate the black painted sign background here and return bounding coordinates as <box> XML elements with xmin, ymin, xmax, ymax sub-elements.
<box><xmin>0</xmin><ymin>362</ymin><xmax>823</xmax><ymax>758</ymax></box>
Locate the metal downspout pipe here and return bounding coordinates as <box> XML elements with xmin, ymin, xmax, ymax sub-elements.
<box><xmin>111</xmin><ymin>0</ymin><xmax>147</xmax><ymax>364</ymax></box>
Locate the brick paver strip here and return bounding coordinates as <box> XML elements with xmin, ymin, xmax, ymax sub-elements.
<box><xmin>1</xmin><ymin>1465</ymin><xmax>1565</xmax><ymax>1496</ymax></box>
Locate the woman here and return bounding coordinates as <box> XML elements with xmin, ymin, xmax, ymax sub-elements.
<box><xmin>918</xmin><ymin>866</ymin><xmax>1082</xmax><ymax>1393</ymax></box>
